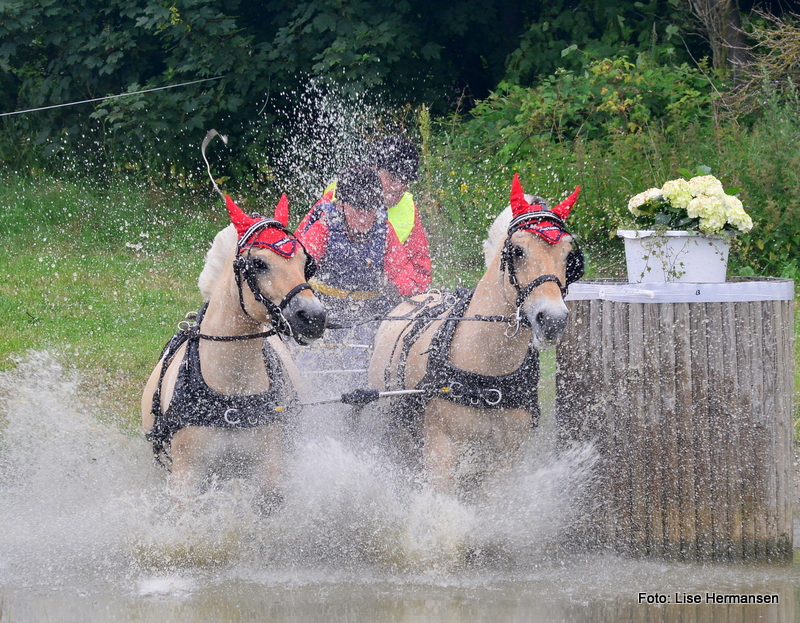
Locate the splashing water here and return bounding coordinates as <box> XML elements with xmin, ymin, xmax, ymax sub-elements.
<box><xmin>253</xmin><ymin>79</ymin><xmax>394</xmax><ymax>209</ymax></box>
<box><xmin>0</xmin><ymin>350</ymin><xmax>596</xmax><ymax>581</ymax></box>
<box><xmin>2</xmin><ymin>351</ymin><xmax>800</xmax><ymax>622</ymax></box>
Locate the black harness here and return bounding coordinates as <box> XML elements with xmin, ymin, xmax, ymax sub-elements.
<box><xmin>408</xmin><ymin>288</ymin><xmax>541</xmax><ymax>420</ymax></box>
<box><xmin>147</xmin><ymin>303</ymin><xmax>299</xmax><ymax>468</ymax></box>
<box><xmin>384</xmin><ymin>210</ymin><xmax>584</xmax><ymax>430</ymax></box>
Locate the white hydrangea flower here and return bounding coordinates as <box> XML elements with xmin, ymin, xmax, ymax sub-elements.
<box><xmin>661</xmin><ymin>178</ymin><xmax>693</xmax><ymax>210</ymax></box>
<box><xmin>722</xmin><ymin>194</ymin><xmax>753</xmax><ymax>232</ymax></box>
<box><xmin>627</xmin><ymin>187</ymin><xmax>663</xmax><ymax>216</ymax></box>
<box><xmin>688</xmin><ymin>175</ymin><xmax>725</xmax><ymax>198</ymax></box>
<box><xmin>687</xmin><ymin>195</ymin><xmax>728</xmax><ymax>234</ymax></box>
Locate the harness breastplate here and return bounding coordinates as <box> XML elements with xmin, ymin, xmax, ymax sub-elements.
<box><xmin>146</xmin><ymin>304</ymin><xmax>297</xmax><ymax>464</ymax></box>
<box><xmin>390</xmin><ymin>289</ymin><xmax>541</xmax><ymax>428</ymax></box>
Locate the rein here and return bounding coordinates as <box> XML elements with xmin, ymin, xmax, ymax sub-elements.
<box><xmin>177</xmin><ymin>310</ymin><xmax>277</xmax><ymax>342</ymax></box>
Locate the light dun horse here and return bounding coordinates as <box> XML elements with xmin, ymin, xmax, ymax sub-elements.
<box><xmin>141</xmin><ymin>194</ymin><xmax>326</xmax><ymax>512</ymax></box>
<box><xmin>368</xmin><ymin>174</ymin><xmax>583</xmax><ymax>496</ymax></box>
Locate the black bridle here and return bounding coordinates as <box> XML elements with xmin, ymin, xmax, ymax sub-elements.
<box><xmin>232</xmin><ymin>217</ymin><xmax>317</xmax><ymax>340</ymax></box>
<box><xmin>500</xmin><ymin>210</ymin><xmax>584</xmax><ymax>311</ymax></box>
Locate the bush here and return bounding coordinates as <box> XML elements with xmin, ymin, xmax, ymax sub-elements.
<box><xmin>418</xmin><ymin>58</ymin><xmax>799</xmax><ymax>279</ymax></box>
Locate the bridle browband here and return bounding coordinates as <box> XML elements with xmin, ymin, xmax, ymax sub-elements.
<box><xmin>232</xmin><ymin>217</ymin><xmax>316</xmax><ymax>340</ymax></box>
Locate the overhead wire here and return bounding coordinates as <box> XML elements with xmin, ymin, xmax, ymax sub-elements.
<box><xmin>0</xmin><ymin>76</ymin><xmax>224</xmax><ymax>118</ymax></box>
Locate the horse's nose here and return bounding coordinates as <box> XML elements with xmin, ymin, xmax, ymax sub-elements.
<box><xmin>284</xmin><ymin>297</ymin><xmax>327</xmax><ymax>344</ymax></box>
<box><xmin>535</xmin><ymin>309</ymin><xmax>568</xmax><ymax>343</ymax></box>
<box><xmin>528</xmin><ymin>300</ymin><xmax>569</xmax><ymax>349</ymax></box>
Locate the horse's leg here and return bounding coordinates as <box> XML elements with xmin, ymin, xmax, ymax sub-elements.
<box><xmin>423</xmin><ymin>405</ymin><xmax>459</xmax><ymax>493</ymax></box>
<box><xmin>168</xmin><ymin>427</ymin><xmax>215</xmax><ymax>512</ymax></box>
<box><xmin>250</xmin><ymin>424</ymin><xmax>284</xmax><ymax>515</ymax></box>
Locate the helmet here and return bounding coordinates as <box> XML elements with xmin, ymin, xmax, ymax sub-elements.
<box><xmin>370</xmin><ymin>135</ymin><xmax>419</xmax><ymax>182</ymax></box>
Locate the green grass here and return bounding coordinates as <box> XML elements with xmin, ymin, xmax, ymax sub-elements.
<box><xmin>0</xmin><ymin>176</ymin><xmax>226</xmax><ymax>431</ymax></box>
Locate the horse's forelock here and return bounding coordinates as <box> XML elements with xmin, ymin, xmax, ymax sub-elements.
<box><xmin>198</xmin><ymin>224</ymin><xmax>238</xmax><ymax>301</ymax></box>
<box><xmin>482</xmin><ymin>194</ymin><xmax>536</xmax><ymax>268</ymax></box>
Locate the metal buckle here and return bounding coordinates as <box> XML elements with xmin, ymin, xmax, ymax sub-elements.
<box><xmin>223</xmin><ymin>408</ymin><xmax>241</xmax><ymax>425</ymax></box>
<box><xmin>448</xmin><ymin>382</ymin><xmax>464</xmax><ymax>398</ymax></box>
<box><xmin>178</xmin><ymin>311</ymin><xmax>198</xmax><ymax>332</ymax></box>
<box><xmin>483</xmin><ymin>388</ymin><xmax>502</xmax><ymax>406</ymax></box>
<box><xmin>505</xmin><ymin>307</ymin><xmax>522</xmax><ymax>338</ymax></box>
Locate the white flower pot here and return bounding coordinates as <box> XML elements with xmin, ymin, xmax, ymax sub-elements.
<box><xmin>617</xmin><ymin>230</ymin><xmax>730</xmax><ymax>283</ymax></box>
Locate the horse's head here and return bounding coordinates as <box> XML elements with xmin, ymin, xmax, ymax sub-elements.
<box><xmin>226</xmin><ymin>194</ymin><xmax>327</xmax><ymax>344</ymax></box>
<box><xmin>499</xmin><ymin>174</ymin><xmax>584</xmax><ymax>350</ymax></box>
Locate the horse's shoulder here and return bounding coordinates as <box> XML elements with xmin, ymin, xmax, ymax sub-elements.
<box><xmin>141</xmin><ymin>340</ymin><xmax>189</xmax><ymax>432</ymax></box>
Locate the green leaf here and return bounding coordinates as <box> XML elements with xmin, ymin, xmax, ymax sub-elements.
<box><xmin>654</xmin><ymin>212</ymin><xmax>673</xmax><ymax>226</ymax></box>
<box><xmin>561</xmin><ymin>44</ymin><xmax>577</xmax><ymax>58</ymax></box>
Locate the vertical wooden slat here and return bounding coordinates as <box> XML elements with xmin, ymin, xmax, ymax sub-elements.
<box><xmin>705</xmin><ymin>301</ymin><xmax>728</xmax><ymax>560</ymax></box>
<box><xmin>761</xmin><ymin>300</ymin><xmax>779</xmax><ymax>558</ymax></box>
<box><xmin>674</xmin><ymin>301</ymin><xmax>696</xmax><ymax>559</ymax></box>
<box><xmin>778</xmin><ymin>299</ymin><xmax>795</xmax><ymax>555</ymax></box>
<box><xmin>734</xmin><ymin>300</ymin><xmax>756</xmax><ymax>559</ymax></box>
<box><xmin>721</xmin><ymin>301</ymin><xmax>744</xmax><ymax>560</ymax></box>
<box><xmin>659</xmin><ymin>303</ymin><xmax>681</xmax><ymax>558</ymax></box>
<box><xmin>750</xmin><ymin>300</ymin><xmax>767</xmax><ymax>557</ymax></box>
<box><xmin>628</xmin><ymin>302</ymin><xmax>648</xmax><ymax>555</ymax></box>
<box><xmin>556</xmin><ymin>300</ymin><xmax>588</xmax><ymax>445</ymax></box>
<box><xmin>587</xmin><ymin>301</ymin><xmax>616</xmax><ymax>544</ymax></box>
<box><xmin>642</xmin><ymin>302</ymin><xmax>664</xmax><ymax>556</ymax></box>
<box><xmin>690</xmin><ymin>302</ymin><xmax>713</xmax><ymax>559</ymax></box>
<box><xmin>612</xmin><ymin>302</ymin><xmax>631</xmax><ymax>550</ymax></box>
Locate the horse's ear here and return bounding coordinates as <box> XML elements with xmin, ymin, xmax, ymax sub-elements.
<box><xmin>225</xmin><ymin>194</ymin><xmax>259</xmax><ymax>238</ymax></box>
<box><xmin>552</xmin><ymin>186</ymin><xmax>580</xmax><ymax>221</ymax></box>
<box><xmin>273</xmin><ymin>193</ymin><xmax>289</xmax><ymax>227</ymax></box>
<box><xmin>510</xmin><ymin>173</ymin><xmax>531</xmax><ymax>218</ymax></box>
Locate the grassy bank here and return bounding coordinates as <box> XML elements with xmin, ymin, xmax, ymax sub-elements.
<box><xmin>0</xmin><ymin>177</ymin><xmax>227</xmax><ymax>431</ymax></box>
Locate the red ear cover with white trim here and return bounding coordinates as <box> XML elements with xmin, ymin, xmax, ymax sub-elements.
<box><xmin>226</xmin><ymin>194</ymin><xmax>259</xmax><ymax>238</ymax></box>
<box><xmin>551</xmin><ymin>186</ymin><xmax>580</xmax><ymax>221</ymax></box>
<box><xmin>273</xmin><ymin>193</ymin><xmax>289</xmax><ymax>227</ymax></box>
<box><xmin>510</xmin><ymin>173</ymin><xmax>531</xmax><ymax>219</ymax></box>
<box><xmin>225</xmin><ymin>193</ymin><xmax>298</xmax><ymax>257</ymax></box>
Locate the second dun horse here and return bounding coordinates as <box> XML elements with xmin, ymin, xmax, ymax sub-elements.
<box><xmin>141</xmin><ymin>194</ymin><xmax>326</xmax><ymax>512</ymax></box>
<box><xmin>368</xmin><ymin>174</ymin><xmax>583</xmax><ymax>496</ymax></box>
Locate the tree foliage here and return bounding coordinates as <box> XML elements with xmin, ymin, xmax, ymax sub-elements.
<box><xmin>0</xmin><ymin>0</ymin><xmax>699</xmax><ymax>174</ymax></box>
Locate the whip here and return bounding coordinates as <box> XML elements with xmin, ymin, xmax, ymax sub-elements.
<box><xmin>201</xmin><ymin>129</ymin><xmax>229</xmax><ymax>199</ymax></box>
<box><xmin>301</xmin><ymin>388</ymin><xmax>424</xmax><ymax>407</ymax></box>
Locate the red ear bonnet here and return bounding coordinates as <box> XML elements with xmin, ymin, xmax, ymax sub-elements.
<box><xmin>510</xmin><ymin>173</ymin><xmax>535</xmax><ymax>218</ymax></box>
<box><xmin>508</xmin><ymin>175</ymin><xmax>578</xmax><ymax>244</ymax></box>
<box><xmin>273</xmin><ymin>193</ymin><xmax>289</xmax><ymax>227</ymax></box>
<box><xmin>552</xmin><ymin>186</ymin><xmax>580</xmax><ymax>221</ymax></box>
<box><xmin>226</xmin><ymin>194</ymin><xmax>259</xmax><ymax>238</ymax></box>
<box><xmin>225</xmin><ymin>194</ymin><xmax>298</xmax><ymax>258</ymax></box>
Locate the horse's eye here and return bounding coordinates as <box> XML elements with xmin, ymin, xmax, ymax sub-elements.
<box><xmin>510</xmin><ymin>245</ymin><xmax>525</xmax><ymax>262</ymax></box>
<box><xmin>251</xmin><ymin>258</ymin><xmax>270</xmax><ymax>273</ymax></box>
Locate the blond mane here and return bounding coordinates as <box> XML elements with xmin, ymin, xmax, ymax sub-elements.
<box><xmin>482</xmin><ymin>205</ymin><xmax>512</xmax><ymax>268</ymax></box>
<box><xmin>198</xmin><ymin>224</ymin><xmax>237</xmax><ymax>301</ymax></box>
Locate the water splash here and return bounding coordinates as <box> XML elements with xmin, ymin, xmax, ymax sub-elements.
<box><xmin>0</xmin><ymin>350</ymin><xmax>597</xmax><ymax>588</ymax></box>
